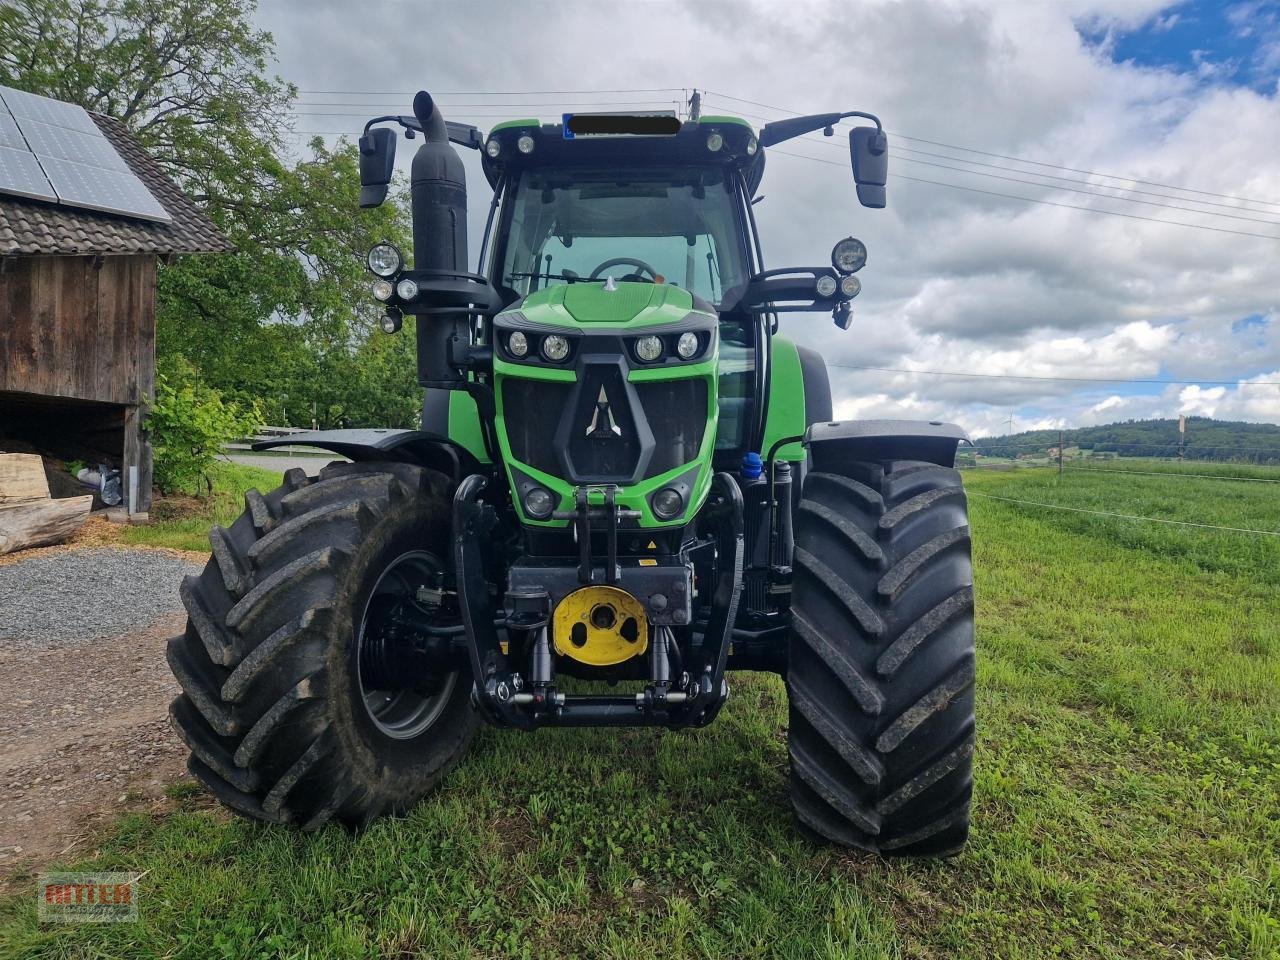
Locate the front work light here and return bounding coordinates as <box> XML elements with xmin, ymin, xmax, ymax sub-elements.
<box><xmin>485</xmin><ymin>139</ymin><xmax>501</xmax><ymax>158</ymax></box>
<box><xmin>831</xmin><ymin>237</ymin><xmax>867</xmax><ymax>274</ymax></box>
<box><xmin>676</xmin><ymin>331</ymin><xmax>700</xmax><ymax>359</ymax></box>
<box><xmin>508</xmin><ymin>330</ymin><xmax>529</xmax><ymax>357</ymax></box>
<box><xmin>367</xmin><ymin>243</ymin><xmax>402</xmax><ymax>277</ymax></box>
<box><xmin>652</xmin><ymin>487</ymin><xmax>684</xmax><ymax>519</ymax></box>
<box><xmin>815</xmin><ymin>274</ymin><xmax>838</xmax><ymax>298</ymax></box>
<box><xmin>840</xmin><ymin>275</ymin><xmax>862</xmax><ymax>299</ymax></box>
<box><xmin>395</xmin><ymin>278</ymin><xmax>419</xmax><ymax>301</ymax></box>
<box><xmin>371</xmin><ymin>279</ymin><xmax>394</xmax><ymax>301</ymax></box>
<box><xmin>380</xmin><ymin>310</ymin><xmax>403</xmax><ymax>334</ymax></box>
<box><xmin>706</xmin><ymin>132</ymin><xmax>724</xmax><ymax>152</ymax></box>
<box><xmin>523</xmin><ymin>487</ymin><xmax>555</xmax><ymax>519</ymax></box>
<box><xmin>635</xmin><ymin>335</ymin><xmax>663</xmax><ymax>362</ymax></box>
<box><xmin>517</xmin><ymin>135</ymin><xmax>535</xmax><ymax>154</ymax></box>
<box><xmin>542</xmin><ymin>334</ymin><xmax>570</xmax><ymax>362</ymax></box>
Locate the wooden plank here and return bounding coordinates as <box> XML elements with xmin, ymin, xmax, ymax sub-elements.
<box><xmin>0</xmin><ymin>494</ymin><xmax>92</xmax><ymax>554</ymax></box>
<box><xmin>122</xmin><ymin>403</ymin><xmax>152</xmax><ymax>514</ymax></box>
<box><xmin>136</xmin><ymin>257</ymin><xmax>156</xmax><ymax>401</ymax></box>
<box><xmin>0</xmin><ymin>258</ymin><xmax>39</xmax><ymax>395</ymax></box>
<box><xmin>0</xmin><ymin>453</ymin><xmax>51</xmax><ymax>504</ymax></box>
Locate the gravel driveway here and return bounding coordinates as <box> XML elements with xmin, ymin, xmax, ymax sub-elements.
<box><xmin>0</xmin><ymin>547</ymin><xmax>203</xmax><ymax>646</ymax></box>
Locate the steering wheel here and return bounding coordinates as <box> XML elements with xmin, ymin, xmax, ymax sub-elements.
<box><xmin>589</xmin><ymin>257</ymin><xmax>659</xmax><ymax>281</ymax></box>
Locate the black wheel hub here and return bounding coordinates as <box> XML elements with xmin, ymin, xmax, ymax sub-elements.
<box><xmin>355</xmin><ymin>551</ymin><xmax>461</xmax><ymax>740</ymax></box>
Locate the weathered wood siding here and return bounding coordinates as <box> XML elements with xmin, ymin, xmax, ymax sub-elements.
<box><xmin>0</xmin><ymin>254</ymin><xmax>156</xmax><ymax>406</ymax></box>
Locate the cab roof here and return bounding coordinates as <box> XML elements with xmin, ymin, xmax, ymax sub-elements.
<box><xmin>479</xmin><ymin>114</ymin><xmax>765</xmax><ymax>195</ymax></box>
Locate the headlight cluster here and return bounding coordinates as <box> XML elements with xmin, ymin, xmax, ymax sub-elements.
<box><xmin>629</xmin><ymin>330</ymin><xmax>708</xmax><ymax>364</ymax></box>
<box><xmin>365</xmin><ymin>242</ymin><xmax>418</xmax><ymax>316</ymax></box>
<box><xmin>503</xmin><ymin>329</ymin><xmax>574</xmax><ymax>363</ymax></box>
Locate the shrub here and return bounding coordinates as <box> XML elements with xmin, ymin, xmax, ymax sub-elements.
<box><xmin>148</xmin><ymin>358</ymin><xmax>261</xmax><ymax>495</ymax></box>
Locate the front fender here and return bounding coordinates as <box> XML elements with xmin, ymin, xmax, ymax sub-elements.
<box><xmin>252</xmin><ymin>428</ymin><xmax>484</xmax><ymax>486</ymax></box>
<box><xmin>804</xmin><ymin>419</ymin><xmax>970</xmax><ymax>468</ymax></box>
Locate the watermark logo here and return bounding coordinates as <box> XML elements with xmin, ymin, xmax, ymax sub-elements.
<box><xmin>38</xmin><ymin>872</ymin><xmax>138</xmax><ymax>923</ymax></box>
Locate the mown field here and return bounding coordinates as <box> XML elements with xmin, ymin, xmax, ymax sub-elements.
<box><xmin>2</xmin><ymin>463</ymin><xmax>1278</xmax><ymax>959</ymax></box>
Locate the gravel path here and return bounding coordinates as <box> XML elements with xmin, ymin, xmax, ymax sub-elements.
<box><xmin>0</xmin><ymin>547</ymin><xmax>203</xmax><ymax>646</ymax></box>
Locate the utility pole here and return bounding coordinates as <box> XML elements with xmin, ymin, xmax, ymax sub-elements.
<box><xmin>1179</xmin><ymin>414</ymin><xmax>1186</xmax><ymax>460</ymax></box>
<box><xmin>1058</xmin><ymin>430</ymin><xmax>1064</xmax><ymax>476</ymax></box>
<box><xmin>688</xmin><ymin>89</ymin><xmax>701</xmax><ymax>122</ymax></box>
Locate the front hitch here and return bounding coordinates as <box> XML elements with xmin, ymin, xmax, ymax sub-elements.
<box><xmin>453</xmin><ymin>472</ymin><xmax>744</xmax><ymax>729</ymax></box>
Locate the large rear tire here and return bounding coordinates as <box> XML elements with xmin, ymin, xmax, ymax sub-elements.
<box><xmin>787</xmin><ymin>459</ymin><xmax>975</xmax><ymax>856</ymax></box>
<box><xmin>167</xmin><ymin>461</ymin><xmax>479</xmax><ymax>829</ymax></box>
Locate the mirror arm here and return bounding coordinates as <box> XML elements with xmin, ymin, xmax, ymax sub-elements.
<box><xmin>362</xmin><ymin>115</ymin><xmax>482</xmax><ymax>150</ymax></box>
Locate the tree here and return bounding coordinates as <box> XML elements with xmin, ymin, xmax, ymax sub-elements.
<box><xmin>0</xmin><ymin>0</ymin><xmax>417</xmax><ymax>428</ymax></box>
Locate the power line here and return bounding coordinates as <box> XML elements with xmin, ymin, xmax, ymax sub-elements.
<box><xmin>700</xmin><ymin>89</ymin><xmax>1280</xmax><ymax>211</ymax></box>
<box><xmin>297</xmin><ymin>87</ymin><xmax>687</xmax><ymax>96</ymax></box>
<box><xmin>828</xmin><ymin>363</ymin><xmax>1280</xmax><ymax>386</ymax></box>
<box><xmin>293</xmin><ymin>99</ymin><xmax>679</xmax><ymax>109</ymax></box>
<box><xmin>968</xmin><ymin>492</ymin><xmax>1280</xmax><ymax>536</ymax></box>
<box><xmin>769</xmin><ymin>149</ymin><xmax>1280</xmax><ymax>241</ymax></box>
<box><xmin>889</xmin><ymin>153</ymin><xmax>1280</xmax><ymax>227</ymax></box>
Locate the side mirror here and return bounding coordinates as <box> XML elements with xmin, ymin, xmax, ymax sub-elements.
<box><xmin>358</xmin><ymin>127</ymin><xmax>397</xmax><ymax>208</ymax></box>
<box><xmin>849</xmin><ymin>126</ymin><xmax>888</xmax><ymax>208</ymax></box>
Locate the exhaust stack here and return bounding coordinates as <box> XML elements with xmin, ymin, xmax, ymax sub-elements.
<box><xmin>410</xmin><ymin>90</ymin><xmax>470</xmax><ymax>390</ymax></box>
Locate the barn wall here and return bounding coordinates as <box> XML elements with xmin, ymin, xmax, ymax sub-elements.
<box><xmin>0</xmin><ymin>253</ymin><xmax>156</xmax><ymax>406</ymax></box>
<box><xmin>0</xmin><ymin>253</ymin><xmax>156</xmax><ymax>514</ymax></box>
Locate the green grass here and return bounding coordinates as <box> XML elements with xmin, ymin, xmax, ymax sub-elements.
<box><xmin>118</xmin><ymin>461</ymin><xmax>284</xmax><ymax>552</ymax></box>
<box><xmin>2</xmin><ymin>467</ymin><xmax>1277</xmax><ymax>958</ymax></box>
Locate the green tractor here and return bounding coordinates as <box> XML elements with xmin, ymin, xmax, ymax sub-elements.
<box><xmin>167</xmin><ymin>92</ymin><xmax>975</xmax><ymax>857</ymax></box>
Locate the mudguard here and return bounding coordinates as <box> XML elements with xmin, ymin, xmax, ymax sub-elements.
<box><xmin>252</xmin><ymin>428</ymin><xmax>484</xmax><ymax>486</ymax></box>
<box><xmin>804</xmin><ymin>419</ymin><xmax>970</xmax><ymax>469</ymax></box>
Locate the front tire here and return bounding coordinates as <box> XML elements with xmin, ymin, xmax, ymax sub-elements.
<box><xmin>167</xmin><ymin>461</ymin><xmax>479</xmax><ymax>829</ymax></box>
<box><xmin>787</xmin><ymin>459</ymin><xmax>975</xmax><ymax>856</ymax></box>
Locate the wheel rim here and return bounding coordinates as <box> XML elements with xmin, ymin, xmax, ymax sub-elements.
<box><xmin>356</xmin><ymin>550</ymin><xmax>460</xmax><ymax>740</ymax></box>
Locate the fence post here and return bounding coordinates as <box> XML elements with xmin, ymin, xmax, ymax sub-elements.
<box><xmin>1058</xmin><ymin>430</ymin><xmax>1064</xmax><ymax>476</ymax></box>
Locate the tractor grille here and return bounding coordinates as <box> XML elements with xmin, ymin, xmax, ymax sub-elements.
<box><xmin>636</xmin><ymin>379</ymin><xmax>707</xmax><ymax>479</ymax></box>
<box><xmin>501</xmin><ymin>379</ymin><xmax>573</xmax><ymax>477</ymax></box>
<box><xmin>500</xmin><ymin>373</ymin><xmax>707</xmax><ymax>484</ymax></box>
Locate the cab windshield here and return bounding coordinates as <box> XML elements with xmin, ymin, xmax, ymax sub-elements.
<box><xmin>497</xmin><ymin>165</ymin><xmax>747</xmax><ymax>305</ymax></box>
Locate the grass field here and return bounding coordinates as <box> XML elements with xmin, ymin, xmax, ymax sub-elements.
<box><xmin>2</xmin><ymin>464</ymin><xmax>1277</xmax><ymax>958</ymax></box>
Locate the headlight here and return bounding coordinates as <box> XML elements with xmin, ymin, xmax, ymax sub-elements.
<box><xmin>542</xmin><ymin>334</ymin><xmax>570</xmax><ymax>362</ymax></box>
<box><xmin>371</xmin><ymin>279</ymin><xmax>394</xmax><ymax>301</ymax></box>
<box><xmin>746</xmin><ymin>136</ymin><xmax>758</xmax><ymax>156</ymax></box>
<box><xmin>831</xmin><ymin>237</ymin><xmax>867</xmax><ymax>274</ymax></box>
<box><xmin>523</xmin><ymin>487</ymin><xmax>555</xmax><ymax>519</ymax></box>
<box><xmin>517</xmin><ymin>134</ymin><xmax>535</xmax><ymax>154</ymax></box>
<box><xmin>676</xmin><ymin>331</ymin><xmax>700</xmax><ymax>359</ymax></box>
<box><xmin>367</xmin><ymin>243</ymin><xmax>402</xmax><ymax>277</ymax></box>
<box><xmin>395</xmin><ymin>278</ymin><xmax>419</xmax><ymax>301</ymax></box>
<box><xmin>840</xmin><ymin>275</ymin><xmax>862</xmax><ymax>299</ymax></box>
<box><xmin>485</xmin><ymin>139</ymin><xmax>501</xmax><ymax>158</ymax></box>
<box><xmin>815</xmin><ymin>274</ymin><xmax>838</xmax><ymax>298</ymax></box>
<box><xmin>652</xmin><ymin>487</ymin><xmax>684</xmax><ymax>519</ymax></box>
<box><xmin>634</xmin><ymin>335</ymin><xmax>663</xmax><ymax>362</ymax></box>
<box><xmin>380</xmin><ymin>310</ymin><xmax>402</xmax><ymax>334</ymax></box>
<box><xmin>508</xmin><ymin>330</ymin><xmax>529</xmax><ymax>357</ymax></box>
<box><xmin>706</xmin><ymin>132</ymin><xmax>724</xmax><ymax>152</ymax></box>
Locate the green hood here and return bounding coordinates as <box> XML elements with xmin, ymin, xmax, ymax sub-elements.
<box><xmin>512</xmin><ymin>282</ymin><xmax>701</xmax><ymax>327</ymax></box>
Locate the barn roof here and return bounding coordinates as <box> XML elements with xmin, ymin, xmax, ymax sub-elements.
<box><xmin>0</xmin><ymin>113</ymin><xmax>232</xmax><ymax>257</ymax></box>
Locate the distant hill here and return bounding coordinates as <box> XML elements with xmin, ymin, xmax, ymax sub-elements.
<box><xmin>972</xmin><ymin>417</ymin><xmax>1280</xmax><ymax>462</ymax></box>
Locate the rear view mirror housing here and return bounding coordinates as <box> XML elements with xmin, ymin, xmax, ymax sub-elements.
<box><xmin>849</xmin><ymin>126</ymin><xmax>888</xmax><ymax>208</ymax></box>
<box><xmin>358</xmin><ymin>127</ymin><xmax>397</xmax><ymax>208</ymax></box>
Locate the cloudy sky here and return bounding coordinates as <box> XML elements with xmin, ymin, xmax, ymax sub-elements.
<box><xmin>259</xmin><ymin>0</ymin><xmax>1280</xmax><ymax>437</ymax></box>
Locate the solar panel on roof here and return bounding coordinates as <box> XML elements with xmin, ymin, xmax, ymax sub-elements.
<box><xmin>0</xmin><ymin>110</ymin><xmax>25</xmax><ymax>151</ymax></box>
<box><xmin>0</xmin><ymin>144</ymin><xmax>56</xmax><ymax>202</ymax></box>
<box><xmin>0</xmin><ymin>84</ymin><xmax>170</xmax><ymax>222</ymax></box>
<box><xmin>19</xmin><ymin>118</ymin><xmax>128</xmax><ymax>172</ymax></box>
<box><xmin>41</xmin><ymin>155</ymin><xmax>169</xmax><ymax>221</ymax></box>
<box><xmin>0</xmin><ymin>85</ymin><xmax>100</xmax><ymax>135</ymax></box>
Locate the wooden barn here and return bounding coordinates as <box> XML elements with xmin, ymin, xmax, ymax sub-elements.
<box><xmin>0</xmin><ymin>93</ymin><xmax>230</xmax><ymax>521</ymax></box>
